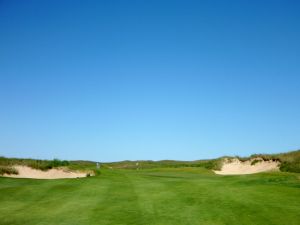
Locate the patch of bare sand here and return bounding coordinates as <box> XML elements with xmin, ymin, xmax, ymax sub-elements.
<box><xmin>3</xmin><ymin>166</ymin><xmax>88</xmax><ymax>179</ymax></box>
<box><xmin>214</xmin><ymin>158</ymin><xmax>280</xmax><ymax>175</ymax></box>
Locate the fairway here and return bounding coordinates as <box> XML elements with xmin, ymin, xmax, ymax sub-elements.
<box><xmin>0</xmin><ymin>168</ymin><xmax>299</xmax><ymax>225</ymax></box>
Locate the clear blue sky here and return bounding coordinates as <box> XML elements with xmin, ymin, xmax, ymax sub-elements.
<box><xmin>0</xmin><ymin>0</ymin><xmax>300</xmax><ymax>162</ymax></box>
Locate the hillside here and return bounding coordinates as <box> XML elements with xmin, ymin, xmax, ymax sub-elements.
<box><xmin>238</xmin><ymin>149</ymin><xmax>300</xmax><ymax>173</ymax></box>
<box><xmin>102</xmin><ymin>149</ymin><xmax>300</xmax><ymax>173</ymax></box>
<box><xmin>1</xmin><ymin>149</ymin><xmax>299</xmax><ymax>176</ymax></box>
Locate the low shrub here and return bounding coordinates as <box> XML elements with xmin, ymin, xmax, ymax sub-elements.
<box><xmin>0</xmin><ymin>166</ymin><xmax>18</xmax><ymax>175</ymax></box>
<box><xmin>236</xmin><ymin>156</ymin><xmax>250</xmax><ymax>162</ymax></box>
<box><xmin>251</xmin><ymin>159</ymin><xmax>262</xmax><ymax>165</ymax></box>
<box><xmin>251</xmin><ymin>150</ymin><xmax>300</xmax><ymax>173</ymax></box>
<box><xmin>27</xmin><ymin>160</ymin><xmax>52</xmax><ymax>171</ymax></box>
<box><xmin>196</xmin><ymin>159</ymin><xmax>222</xmax><ymax>170</ymax></box>
<box><xmin>279</xmin><ymin>161</ymin><xmax>300</xmax><ymax>173</ymax></box>
<box><xmin>27</xmin><ymin>159</ymin><xmax>70</xmax><ymax>171</ymax></box>
<box><xmin>93</xmin><ymin>169</ymin><xmax>101</xmax><ymax>176</ymax></box>
<box><xmin>49</xmin><ymin>159</ymin><xmax>69</xmax><ymax>168</ymax></box>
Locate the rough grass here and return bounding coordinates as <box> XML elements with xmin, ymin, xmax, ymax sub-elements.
<box><xmin>103</xmin><ymin>158</ymin><xmax>222</xmax><ymax>170</ymax></box>
<box><xmin>250</xmin><ymin>150</ymin><xmax>300</xmax><ymax>173</ymax></box>
<box><xmin>102</xmin><ymin>150</ymin><xmax>300</xmax><ymax>173</ymax></box>
<box><xmin>251</xmin><ymin>159</ymin><xmax>262</xmax><ymax>165</ymax></box>
<box><xmin>0</xmin><ymin>168</ymin><xmax>299</xmax><ymax>225</ymax></box>
<box><xmin>0</xmin><ymin>166</ymin><xmax>18</xmax><ymax>175</ymax></box>
<box><xmin>0</xmin><ymin>157</ymin><xmax>71</xmax><ymax>171</ymax></box>
<box><xmin>218</xmin><ymin>150</ymin><xmax>300</xmax><ymax>173</ymax></box>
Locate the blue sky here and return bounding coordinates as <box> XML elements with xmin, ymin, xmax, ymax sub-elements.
<box><xmin>0</xmin><ymin>0</ymin><xmax>300</xmax><ymax>162</ymax></box>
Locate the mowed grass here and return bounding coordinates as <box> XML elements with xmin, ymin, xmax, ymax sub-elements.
<box><xmin>0</xmin><ymin>168</ymin><xmax>299</xmax><ymax>225</ymax></box>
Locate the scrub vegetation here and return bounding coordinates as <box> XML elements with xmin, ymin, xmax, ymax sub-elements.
<box><xmin>0</xmin><ymin>166</ymin><xmax>18</xmax><ymax>175</ymax></box>
<box><xmin>0</xmin><ymin>150</ymin><xmax>300</xmax><ymax>173</ymax></box>
<box><xmin>1</xmin><ymin>150</ymin><xmax>299</xmax><ymax>173</ymax></box>
<box><xmin>0</xmin><ymin>157</ymin><xmax>70</xmax><ymax>171</ymax></box>
<box><xmin>103</xmin><ymin>158</ymin><xmax>223</xmax><ymax>170</ymax></box>
<box><xmin>103</xmin><ymin>150</ymin><xmax>300</xmax><ymax>173</ymax></box>
<box><xmin>234</xmin><ymin>150</ymin><xmax>300</xmax><ymax>173</ymax></box>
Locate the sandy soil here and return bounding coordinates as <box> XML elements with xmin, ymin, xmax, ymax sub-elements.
<box><xmin>214</xmin><ymin>158</ymin><xmax>280</xmax><ymax>175</ymax></box>
<box><xmin>3</xmin><ymin>166</ymin><xmax>88</xmax><ymax>179</ymax></box>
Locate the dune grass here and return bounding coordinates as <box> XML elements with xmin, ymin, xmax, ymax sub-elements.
<box><xmin>102</xmin><ymin>150</ymin><xmax>300</xmax><ymax>173</ymax></box>
<box><xmin>0</xmin><ymin>168</ymin><xmax>299</xmax><ymax>225</ymax></box>
<box><xmin>0</xmin><ymin>157</ymin><xmax>70</xmax><ymax>171</ymax></box>
<box><xmin>2</xmin><ymin>149</ymin><xmax>300</xmax><ymax>173</ymax></box>
<box><xmin>102</xmin><ymin>158</ymin><xmax>223</xmax><ymax>170</ymax></box>
<box><xmin>0</xmin><ymin>166</ymin><xmax>18</xmax><ymax>175</ymax></box>
<box><xmin>247</xmin><ymin>150</ymin><xmax>300</xmax><ymax>173</ymax></box>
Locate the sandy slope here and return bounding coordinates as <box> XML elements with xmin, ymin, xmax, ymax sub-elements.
<box><xmin>214</xmin><ymin>158</ymin><xmax>280</xmax><ymax>175</ymax></box>
<box><xmin>3</xmin><ymin>166</ymin><xmax>87</xmax><ymax>179</ymax></box>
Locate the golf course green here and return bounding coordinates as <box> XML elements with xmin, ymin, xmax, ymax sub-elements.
<box><xmin>0</xmin><ymin>167</ymin><xmax>299</xmax><ymax>225</ymax></box>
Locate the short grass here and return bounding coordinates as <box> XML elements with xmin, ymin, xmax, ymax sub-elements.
<box><xmin>0</xmin><ymin>168</ymin><xmax>299</xmax><ymax>225</ymax></box>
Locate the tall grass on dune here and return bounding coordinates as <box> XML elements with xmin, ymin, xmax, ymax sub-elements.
<box><xmin>0</xmin><ymin>157</ymin><xmax>69</xmax><ymax>171</ymax></box>
<box><xmin>0</xmin><ymin>166</ymin><xmax>18</xmax><ymax>175</ymax></box>
<box><xmin>1</xmin><ymin>149</ymin><xmax>300</xmax><ymax>173</ymax></box>
<box><xmin>249</xmin><ymin>150</ymin><xmax>300</xmax><ymax>173</ymax></box>
<box><xmin>276</xmin><ymin>150</ymin><xmax>300</xmax><ymax>173</ymax></box>
<box><xmin>218</xmin><ymin>150</ymin><xmax>300</xmax><ymax>173</ymax></box>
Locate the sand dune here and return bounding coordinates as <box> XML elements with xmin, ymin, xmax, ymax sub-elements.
<box><xmin>214</xmin><ymin>158</ymin><xmax>280</xmax><ymax>175</ymax></box>
<box><xmin>3</xmin><ymin>166</ymin><xmax>88</xmax><ymax>179</ymax></box>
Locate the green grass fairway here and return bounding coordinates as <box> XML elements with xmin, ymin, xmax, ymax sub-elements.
<box><xmin>0</xmin><ymin>168</ymin><xmax>299</xmax><ymax>225</ymax></box>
